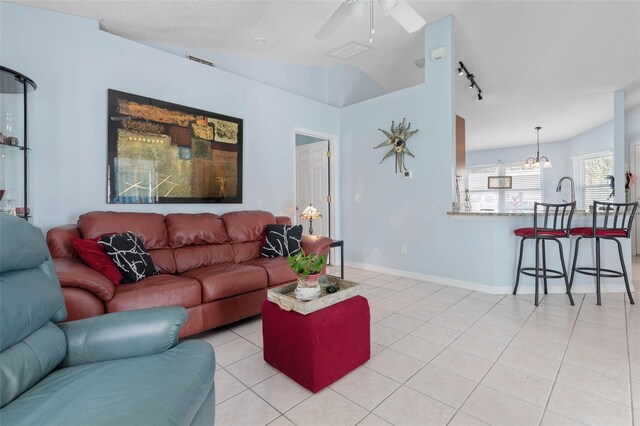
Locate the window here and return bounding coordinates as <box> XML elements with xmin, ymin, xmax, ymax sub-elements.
<box><xmin>574</xmin><ymin>152</ymin><xmax>614</xmax><ymax>210</ymax></box>
<box><xmin>465</xmin><ymin>163</ymin><xmax>542</xmax><ymax>212</ymax></box>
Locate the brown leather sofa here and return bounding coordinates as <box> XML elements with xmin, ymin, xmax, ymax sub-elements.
<box><xmin>46</xmin><ymin>210</ymin><xmax>332</xmax><ymax>337</ymax></box>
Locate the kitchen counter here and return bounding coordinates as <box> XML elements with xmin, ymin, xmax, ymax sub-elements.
<box><xmin>448</xmin><ymin>210</ymin><xmax>612</xmax><ymax>217</ymax></box>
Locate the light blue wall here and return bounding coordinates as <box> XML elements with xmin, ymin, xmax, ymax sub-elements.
<box><xmin>341</xmin><ymin>16</ymin><xmax>468</xmax><ymax>281</ymax></box>
<box><xmin>327</xmin><ymin>64</ymin><xmax>386</xmax><ymax>108</ymax></box>
<box><xmin>295</xmin><ymin>134</ymin><xmax>326</xmax><ymax>146</ymax></box>
<box><xmin>146</xmin><ymin>43</ymin><xmax>386</xmax><ymax>108</ymax></box>
<box><xmin>339</xmin><ymin>15</ymin><xmax>631</xmax><ymax>292</ymax></box>
<box><xmin>467</xmin><ymin>120</ymin><xmax>617</xmax><ymax>203</ymax></box>
<box><xmin>0</xmin><ymin>3</ymin><xmax>340</xmax><ymax>231</ymax></box>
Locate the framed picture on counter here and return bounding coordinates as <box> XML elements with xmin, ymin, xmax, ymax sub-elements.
<box><xmin>487</xmin><ymin>176</ymin><xmax>512</xmax><ymax>189</ymax></box>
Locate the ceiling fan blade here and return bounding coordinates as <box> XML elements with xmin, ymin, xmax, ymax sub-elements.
<box><xmin>315</xmin><ymin>0</ymin><xmax>365</xmax><ymax>40</ymax></box>
<box><xmin>377</xmin><ymin>0</ymin><xmax>398</xmax><ymax>16</ymax></box>
<box><xmin>389</xmin><ymin>1</ymin><xmax>426</xmax><ymax>33</ymax></box>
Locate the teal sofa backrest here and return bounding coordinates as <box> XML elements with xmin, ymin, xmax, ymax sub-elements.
<box><xmin>0</xmin><ymin>215</ymin><xmax>68</xmax><ymax>407</ymax></box>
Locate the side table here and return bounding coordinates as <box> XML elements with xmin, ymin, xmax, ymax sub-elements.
<box><xmin>329</xmin><ymin>239</ymin><xmax>344</xmax><ymax>278</ymax></box>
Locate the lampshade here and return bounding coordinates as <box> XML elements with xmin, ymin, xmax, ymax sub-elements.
<box><xmin>300</xmin><ymin>204</ymin><xmax>322</xmax><ymax>220</ymax></box>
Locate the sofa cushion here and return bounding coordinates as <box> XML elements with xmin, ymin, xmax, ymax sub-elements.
<box><xmin>243</xmin><ymin>257</ymin><xmax>297</xmax><ymax>286</ymax></box>
<box><xmin>0</xmin><ymin>341</ymin><xmax>215</xmax><ymax>426</ymax></box>
<box><xmin>166</xmin><ymin>213</ymin><xmax>229</xmax><ymax>247</ymax></box>
<box><xmin>0</xmin><ymin>268</ymin><xmax>66</xmax><ymax>351</ymax></box>
<box><xmin>221</xmin><ymin>210</ymin><xmax>276</xmax><ymax>243</ymax></box>
<box><xmin>174</xmin><ymin>244</ymin><xmax>234</xmax><ymax>274</ymax></box>
<box><xmin>106</xmin><ymin>275</ymin><xmax>201</xmax><ymax>312</ymax></box>
<box><xmin>0</xmin><ymin>322</ymin><xmax>67</xmax><ymax>408</ymax></box>
<box><xmin>231</xmin><ymin>241</ymin><xmax>263</xmax><ymax>263</ymax></box>
<box><xmin>261</xmin><ymin>224</ymin><xmax>303</xmax><ymax>258</ymax></box>
<box><xmin>149</xmin><ymin>248</ymin><xmax>177</xmax><ymax>275</ymax></box>
<box><xmin>99</xmin><ymin>232</ymin><xmax>157</xmax><ymax>283</ymax></box>
<box><xmin>0</xmin><ymin>215</ymin><xmax>50</xmax><ymax>274</ymax></box>
<box><xmin>70</xmin><ymin>237</ymin><xmax>123</xmax><ymax>285</ymax></box>
<box><xmin>182</xmin><ymin>263</ymin><xmax>268</xmax><ymax>302</ymax></box>
<box><xmin>78</xmin><ymin>211</ymin><xmax>168</xmax><ymax>249</ymax></box>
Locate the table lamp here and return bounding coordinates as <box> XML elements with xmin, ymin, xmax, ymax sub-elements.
<box><xmin>300</xmin><ymin>204</ymin><xmax>322</xmax><ymax>235</ymax></box>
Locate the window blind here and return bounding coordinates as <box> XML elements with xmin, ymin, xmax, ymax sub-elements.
<box><xmin>574</xmin><ymin>153</ymin><xmax>613</xmax><ymax>210</ymax></box>
<box><xmin>466</xmin><ymin>163</ymin><xmax>542</xmax><ymax>212</ymax></box>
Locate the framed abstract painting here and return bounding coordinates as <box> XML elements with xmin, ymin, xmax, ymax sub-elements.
<box><xmin>107</xmin><ymin>89</ymin><xmax>243</xmax><ymax>204</ymax></box>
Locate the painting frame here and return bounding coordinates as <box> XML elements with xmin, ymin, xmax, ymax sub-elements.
<box><xmin>107</xmin><ymin>89</ymin><xmax>243</xmax><ymax>204</ymax></box>
<box><xmin>487</xmin><ymin>176</ymin><xmax>512</xmax><ymax>189</ymax></box>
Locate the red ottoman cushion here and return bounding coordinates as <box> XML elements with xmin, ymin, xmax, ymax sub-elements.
<box><xmin>262</xmin><ymin>295</ymin><xmax>370</xmax><ymax>393</ymax></box>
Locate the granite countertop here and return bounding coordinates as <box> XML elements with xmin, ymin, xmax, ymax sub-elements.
<box><xmin>448</xmin><ymin>210</ymin><xmax>606</xmax><ymax>217</ymax></box>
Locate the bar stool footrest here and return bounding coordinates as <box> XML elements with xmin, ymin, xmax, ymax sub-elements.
<box><xmin>520</xmin><ymin>267</ymin><xmax>565</xmax><ymax>279</ymax></box>
<box><xmin>574</xmin><ymin>267</ymin><xmax>624</xmax><ymax>278</ymax></box>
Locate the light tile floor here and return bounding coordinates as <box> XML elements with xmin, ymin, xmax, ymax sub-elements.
<box><xmin>193</xmin><ymin>262</ymin><xmax>640</xmax><ymax>426</ymax></box>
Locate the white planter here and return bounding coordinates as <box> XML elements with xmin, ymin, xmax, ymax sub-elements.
<box><xmin>294</xmin><ymin>283</ymin><xmax>321</xmax><ymax>301</ymax></box>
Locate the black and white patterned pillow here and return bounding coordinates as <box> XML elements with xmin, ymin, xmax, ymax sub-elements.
<box><xmin>98</xmin><ymin>232</ymin><xmax>157</xmax><ymax>283</ymax></box>
<box><xmin>261</xmin><ymin>225</ymin><xmax>303</xmax><ymax>258</ymax></box>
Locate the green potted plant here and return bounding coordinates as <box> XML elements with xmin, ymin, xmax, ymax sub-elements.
<box><xmin>287</xmin><ymin>251</ymin><xmax>327</xmax><ymax>301</ymax></box>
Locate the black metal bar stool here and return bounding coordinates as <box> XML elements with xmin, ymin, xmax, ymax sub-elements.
<box><xmin>569</xmin><ymin>201</ymin><xmax>638</xmax><ymax>305</ymax></box>
<box><xmin>513</xmin><ymin>202</ymin><xmax>576</xmax><ymax>306</ymax></box>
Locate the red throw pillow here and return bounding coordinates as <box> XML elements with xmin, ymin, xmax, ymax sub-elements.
<box><xmin>70</xmin><ymin>236</ymin><xmax>123</xmax><ymax>285</ymax></box>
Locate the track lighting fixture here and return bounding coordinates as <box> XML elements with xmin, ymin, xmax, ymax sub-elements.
<box><xmin>457</xmin><ymin>61</ymin><xmax>483</xmax><ymax>101</ymax></box>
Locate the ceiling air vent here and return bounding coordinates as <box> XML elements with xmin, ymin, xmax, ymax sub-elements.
<box><xmin>186</xmin><ymin>54</ymin><xmax>215</xmax><ymax>67</ymax></box>
<box><xmin>327</xmin><ymin>42</ymin><xmax>371</xmax><ymax>60</ymax></box>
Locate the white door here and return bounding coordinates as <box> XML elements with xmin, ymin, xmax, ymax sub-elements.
<box><xmin>296</xmin><ymin>141</ymin><xmax>330</xmax><ymax>237</ymax></box>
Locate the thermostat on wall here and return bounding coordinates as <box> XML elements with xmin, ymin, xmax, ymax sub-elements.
<box><xmin>403</xmin><ymin>170</ymin><xmax>412</xmax><ymax>179</ymax></box>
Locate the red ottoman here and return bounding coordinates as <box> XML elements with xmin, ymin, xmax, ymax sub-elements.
<box><xmin>262</xmin><ymin>295</ymin><xmax>370</xmax><ymax>393</ymax></box>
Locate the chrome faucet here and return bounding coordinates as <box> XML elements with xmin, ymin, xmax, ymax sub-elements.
<box><xmin>556</xmin><ymin>176</ymin><xmax>575</xmax><ymax>204</ymax></box>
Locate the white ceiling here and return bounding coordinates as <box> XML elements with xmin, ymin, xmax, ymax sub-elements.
<box><xmin>10</xmin><ymin>0</ymin><xmax>640</xmax><ymax>150</ymax></box>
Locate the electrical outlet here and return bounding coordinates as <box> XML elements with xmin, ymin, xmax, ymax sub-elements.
<box><xmin>355</xmin><ymin>193</ymin><xmax>360</xmax><ymax>202</ymax></box>
<box><xmin>400</xmin><ymin>244</ymin><xmax>407</xmax><ymax>255</ymax></box>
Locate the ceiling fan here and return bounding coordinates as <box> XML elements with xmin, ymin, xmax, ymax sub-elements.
<box><xmin>315</xmin><ymin>0</ymin><xmax>426</xmax><ymax>41</ymax></box>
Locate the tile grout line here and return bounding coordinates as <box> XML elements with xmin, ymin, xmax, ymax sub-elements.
<box><xmin>351</xmin><ymin>289</ymin><xmax>520</xmax><ymax>425</ymax></box>
<box><xmin>537</xmin><ymin>292</ymin><xmax>586</xmax><ymax>426</ymax></box>
<box><xmin>352</xmin><ymin>289</ymin><xmax>492</xmax><ymax>425</ymax></box>
<box><xmin>625</xmin><ymin>294</ymin><xmax>636</xmax><ymax>426</ymax></box>
<box><xmin>444</xmin><ymin>292</ymin><xmax>559</xmax><ymax>426</ymax></box>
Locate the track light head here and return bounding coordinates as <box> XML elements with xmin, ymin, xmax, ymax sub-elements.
<box><xmin>469</xmin><ymin>82</ymin><xmax>475</xmax><ymax>89</ymax></box>
<box><xmin>478</xmin><ymin>93</ymin><xmax>483</xmax><ymax>101</ymax></box>
<box><xmin>457</xmin><ymin>67</ymin><xmax>463</xmax><ymax>76</ymax></box>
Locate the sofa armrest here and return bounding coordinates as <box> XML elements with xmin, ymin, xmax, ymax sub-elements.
<box><xmin>301</xmin><ymin>235</ymin><xmax>333</xmax><ymax>257</ymax></box>
<box><xmin>47</xmin><ymin>224</ymin><xmax>80</xmax><ymax>258</ymax></box>
<box><xmin>53</xmin><ymin>258</ymin><xmax>115</xmax><ymax>302</ymax></box>
<box><xmin>58</xmin><ymin>306</ymin><xmax>187</xmax><ymax>368</ymax></box>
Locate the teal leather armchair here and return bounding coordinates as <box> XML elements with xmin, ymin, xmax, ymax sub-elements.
<box><xmin>0</xmin><ymin>215</ymin><xmax>216</xmax><ymax>425</ymax></box>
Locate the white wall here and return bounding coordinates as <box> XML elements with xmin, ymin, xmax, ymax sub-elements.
<box><xmin>0</xmin><ymin>3</ymin><xmax>340</xmax><ymax>231</ymax></box>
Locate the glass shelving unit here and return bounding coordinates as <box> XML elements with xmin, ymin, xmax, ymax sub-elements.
<box><xmin>0</xmin><ymin>66</ymin><xmax>36</xmax><ymax>220</ymax></box>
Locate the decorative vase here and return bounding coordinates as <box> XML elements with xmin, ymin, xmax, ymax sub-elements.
<box><xmin>294</xmin><ymin>273</ymin><xmax>322</xmax><ymax>301</ymax></box>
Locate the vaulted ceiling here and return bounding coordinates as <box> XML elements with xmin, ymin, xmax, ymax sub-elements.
<box><xmin>11</xmin><ymin>1</ymin><xmax>640</xmax><ymax>150</ymax></box>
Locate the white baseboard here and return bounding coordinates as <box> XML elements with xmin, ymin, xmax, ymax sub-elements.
<box><xmin>345</xmin><ymin>261</ymin><xmax>636</xmax><ymax>296</ymax></box>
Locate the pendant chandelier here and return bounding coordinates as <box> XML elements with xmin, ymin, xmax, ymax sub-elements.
<box><xmin>523</xmin><ymin>126</ymin><xmax>551</xmax><ymax>169</ymax></box>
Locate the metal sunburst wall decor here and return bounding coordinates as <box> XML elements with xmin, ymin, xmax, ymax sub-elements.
<box><xmin>374</xmin><ymin>118</ymin><xmax>418</xmax><ymax>173</ymax></box>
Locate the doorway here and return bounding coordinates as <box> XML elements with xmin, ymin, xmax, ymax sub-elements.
<box><xmin>293</xmin><ymin>128</ymin><xmax>340</xmax><ymax>263</ymax></box>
